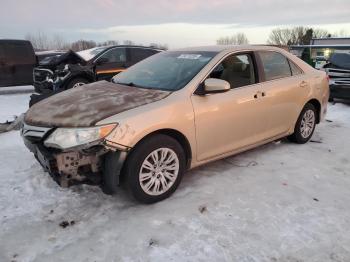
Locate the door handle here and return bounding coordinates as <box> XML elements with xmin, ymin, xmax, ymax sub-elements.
<box><xmin>300</xmin><ymin>81</ymin><xmax>308</xmax><ymax>88</ymax></box>
<box><xmin>254</xmin><ymin>91</ymin><xmax>266</xmax><ymax>99</ymax></box>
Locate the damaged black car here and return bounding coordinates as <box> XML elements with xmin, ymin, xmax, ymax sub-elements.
<box><xmin>323</xmin><ymin>52</ymin><xmax>350</xmax><ymax>101</ymax></box>
<box><xmin>33</xmin><ymin>45</ymin><xmax>162</xmax><ymax>93</ymax></box>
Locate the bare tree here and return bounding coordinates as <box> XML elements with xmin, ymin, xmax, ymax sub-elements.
<box><xmin>51</xmin><ymin>34</ymin><xmax>67</xmax><ymax>50</ymax></box>
<box><xmin>123</xmin><ymin>40</ymin><xmax>135</xmax><ymax>45</ymax></box>
<box><xmin>313</xmin><ymin>28</ymin><xmax>331</xmax><ymax>38</ymax></box>
<box><xmin>217</xmin><ymin>33</ymin><xmax>249</xmax><ymax>45</ymax></box>
<box><xmin>25</xmin><ymin>31</ymin><xmax>51</xmax><ymax>50</ymax></box>
<box><xmin>267</xmin><ymin>28</ymin><xmax>299</xmax><ymax>45</ymax></box>
<box><xmin>70</xmin><ymin>40</ymin><xmax>97</xmax><ymax>51</ymax></box>
<box><xmin>98</xmin><ymin>40</ymin><xmax>119</xmax><ymax>47</ymax></box>
<box><xmin>267</xmin><ymin>26</ymin><xmax>333</xmax><ymax>46</ymax></box>
<box><xmin>25</xmin><ymin>32</ymin><xmax>69</xmax><ymax>50</ymax></box>
<box><xmin>149</xmin><ymin>43</ymin><xmax>169</xmax><ymax>50</ymax></box>
<box><xmin>25</xmin><ymin>32</ymin><xmax>171</xmax><ymax>52</ymax></box>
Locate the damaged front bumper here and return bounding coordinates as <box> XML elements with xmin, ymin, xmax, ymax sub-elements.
<box><xmin>33</xmin><ymin>67</ymin><xmax>71</xmax><ymax>93</ymax></box>
<box><xmin>21</xmin><ymin>123</ymin><xmax>125</xmax><ymax>188</ymax></box>
<box><xmin>33</xmin><ymin>68</ymin><xmax>55</xmax><ymax>93</ymax></box>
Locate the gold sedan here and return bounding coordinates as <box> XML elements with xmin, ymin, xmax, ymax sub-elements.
<box><xmin>22</xmin><ymin>45</ymin><xmax>329</xmax><ymax>203</ymax></box>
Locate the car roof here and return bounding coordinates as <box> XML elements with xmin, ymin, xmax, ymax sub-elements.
<box><xmin>173</xmin><ymin>45</ymin><xmax>286</xmax><ymax>53</ymax></box>
<box><xmin>0</xmin><ymin>39</ymin><xmax>30</xmax><ymax>42</ymax></box>
<box><xmin>104</xmin><ymin>45</ymin><xmax>164</xmax><ymax>52</ymax></box>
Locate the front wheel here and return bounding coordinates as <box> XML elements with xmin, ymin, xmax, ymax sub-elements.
<box><xmin>123</xmin><ymin>134</ymin><xmax>186</xmax><ymax>204</ymax></box>
<box><xmin>288</xmin><ymin>103</ymin><xmax>317</xmax><ymax>144</ymax></box>
<box><xmin>65</xmin><ymin>77</ymin><xmax>89</xmax><ymax>90</ymax></box>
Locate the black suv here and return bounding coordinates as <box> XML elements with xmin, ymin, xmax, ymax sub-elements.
<box><xmin>34</xmin><ymin>46</ymin><xmax>162</xmax><ymax>93</ymax></box>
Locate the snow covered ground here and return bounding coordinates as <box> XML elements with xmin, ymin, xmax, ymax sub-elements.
<box><xmin>0</xmin><ymin>93</ymin><xmax>31</xmax><ymax>123</ymax></box>
<box><xmin>0</xmin><ymin>92</ymin><xmax>350</xmax><ymax>262</ymax></box>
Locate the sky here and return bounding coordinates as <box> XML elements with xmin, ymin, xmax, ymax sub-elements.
<box><xmin>0</xmin><ymin>0</ymin><xmax>349</xmax><ymax>48</ymax></box>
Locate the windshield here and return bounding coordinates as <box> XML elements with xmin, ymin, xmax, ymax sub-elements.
<box><xmin>112</xmin><ymin>51</ymin><xmax>217</xmax><ymax>91</ymax></box>
<box><xmin>77</xmin><ymin>46</ymin><xmax>108</xmax><ymax>61</ymax></box>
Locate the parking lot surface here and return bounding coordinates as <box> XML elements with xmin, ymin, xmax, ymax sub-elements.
<box><xmin>0</xmin><ymin>94</ymin><xmax>349</xmax><ymax>262</ymax></box>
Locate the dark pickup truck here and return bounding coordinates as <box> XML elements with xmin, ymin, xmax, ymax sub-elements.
<box><xmin>0</xmin><ymin>39</ymin><xmax>36</xmax><ymax>87</ymax></box>
<box><xmin>34</xmin><ymin>45</ymin><xmax>162</xmax><ymax>93</ymax></box>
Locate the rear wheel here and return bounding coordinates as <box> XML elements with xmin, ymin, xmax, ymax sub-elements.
<box><xmin>123</xmin><ymin>134</ymin><xmax>186</xmax><ymax>204</ymax></box>
<box><xmin>288</xmin><ymin>103</ymin><xmax>317</xmax><ymax>144</ymax></box>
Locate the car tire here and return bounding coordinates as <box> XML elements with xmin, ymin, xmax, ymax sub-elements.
<box><xmin>288</xmin><ymin>103</ymin><xmax>317</xmax><ymax>144</ymax></box>
<box><xmin>123</xmin><ymin>134</ymin><xmax>186</xmax><ymax>204</ymax></box>
<box><xmin>65</xmin><ymin>77</ymin><xmax>89</xmax><ymax>90</ymax></box>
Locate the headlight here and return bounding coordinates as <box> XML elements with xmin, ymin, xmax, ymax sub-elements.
<box><xmin>44</xmin><ymin>124</ymin><xmax>117</xmax><ymax>150</ymax></box>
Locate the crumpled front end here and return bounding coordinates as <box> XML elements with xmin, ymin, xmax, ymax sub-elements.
<box><xmin>33</xmin><ymin>64</ymin><xmax>93</xmax><ymax>93</ymax></box>
<box><xmin>21</xmin><ymin>123</ymin><xmax>114</xmax><ymax>187</ymax></box>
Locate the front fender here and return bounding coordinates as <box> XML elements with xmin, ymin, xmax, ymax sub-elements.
<box><xmin>100</xmin><ymin>93</ymin><xmax>197</xmax><ymax>159</ymax></box>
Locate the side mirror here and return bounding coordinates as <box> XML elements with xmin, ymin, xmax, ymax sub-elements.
<box><xmin>95</xmin><ymin>57</ymin><xmax>109</xmax><ymax>65</ymax></box>
<box><xmin>204</xmin><ymin>78</ymin><xmax>230</xmax><ymax>93</ymax></box>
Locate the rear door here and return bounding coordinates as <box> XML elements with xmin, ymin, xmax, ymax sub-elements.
<box><xmin>256</xmin><ymin>51</ymin><xmax>308</xmax><ymax>137</ymax></box>
<box><xmin>95</xmin><ymin>47</ymin><xmax>127</xmax><ymax>81</ymax></box>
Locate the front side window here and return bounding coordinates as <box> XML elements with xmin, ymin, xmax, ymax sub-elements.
<box><xmin>98</xmin><ymin>48</ymin><xmax>126</xmax><ymax>63</ymax></box>
<box><xmin>112</xmin><ymin>51</ymin><xmax>217</xmax><ymax>91</ymax></box>
<box><xmin>209</xmin><ymin>54</ymin><xmax>256</xmax><ymax>88</ymax></box>
<box><xmin>259</xmin><ymin>51</ymin><xmax>292</xmax><ymax>81</ymax></box>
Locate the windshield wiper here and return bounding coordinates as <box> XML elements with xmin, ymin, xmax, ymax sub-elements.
<box><xmin>115</xmin><ymin>81</ymin><xmax>152</xmax><ymax>89</ymax></box>
<box><xmin>114</xmin><ymin>81</ymin><xmax>136</xmax><ymax>86</ymax></box>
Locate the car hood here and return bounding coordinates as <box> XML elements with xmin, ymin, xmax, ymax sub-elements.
<box><xmin>25</xmin><ymin>81</ymin><xmax>171</xmax><ymax>127</ymax></box>
<box><xmin>38</xmin><ymin>50</ymin><xmax>86</xmax><ymax>68</ymax></box>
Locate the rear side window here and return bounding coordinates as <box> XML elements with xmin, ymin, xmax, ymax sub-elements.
<box><xmin>98</xmin><ymin>48</ymin><xmax>126</xmax><ymax>63</ymax></box>
<box><xmin>259</xmin><ymin>51</ymin><xmax>292</xmax><ymax>81</ymax></box>
<box><xmin>130</xmin><ymin>48</ymin><xmax>158</xmax><ymax>62</ymax></box>
<box><xmin>2</xmin><ymin>41</ymin><xmax>35</xmax><ymax>64</ymax></box>
<box><xmin>289</xmin><ymin>60</ymin><xmax>303</xmax><ymax>76</ymax></box>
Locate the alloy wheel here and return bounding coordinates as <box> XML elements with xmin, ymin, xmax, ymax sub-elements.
<box><xmin>139</xmin><ymin>148</ymin><xmax>179</xmax><ymax>196</ymax></box>
<box><xmin>300</xmin><ymin>109</ymin><xmax>315</xmax><ymax>138</ymax></box>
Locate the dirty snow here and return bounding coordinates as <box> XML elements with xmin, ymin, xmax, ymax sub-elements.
<box><xmin>0</xmin><ymin>92</ymin><xmax>350</xmax><ymax>262</ymax></box>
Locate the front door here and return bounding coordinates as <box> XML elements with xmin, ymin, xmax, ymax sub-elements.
<box><xmin>95</xmin><ymin>47</ymin><xmax>127</xmax><ymax>81</ymax></box>
<box><xmin>191</xmin><ymin>53</ymin><xmax>269</xmax><ymax>161</ymax></box>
